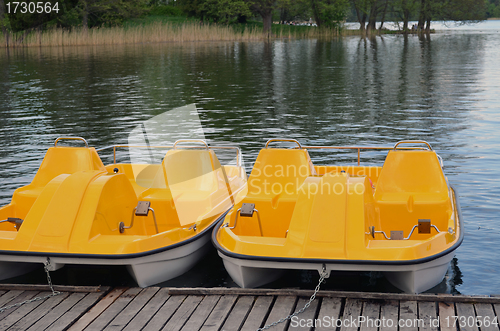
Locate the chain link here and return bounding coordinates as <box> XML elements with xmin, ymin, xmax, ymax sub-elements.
<box><xmin>0</xmin><ymin>258</ymin><xmax>62</xmax><ymax>313</ymax></box>
<box><xmin>257</xmin><ymin>265</ymin><xmax>328</xmax><ymax>331</ymax></box>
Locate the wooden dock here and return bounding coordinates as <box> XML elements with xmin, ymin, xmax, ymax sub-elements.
<box><xmin>0</xmin><ymin>285</ymin><xmax>500</xmax><ymax>331</ymax></box>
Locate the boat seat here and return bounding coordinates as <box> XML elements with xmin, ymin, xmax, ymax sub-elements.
<box><xmin>12</xmin><ymin>147</ymin><xmax>106</xmax><ymax>219</ymax></box>
<box><xmin>373</xmin><ymin>150</ymin><xmax>451</xmax><ymax>235</ymax></box>
<box><xmin>241</xmin><ymin>148</ymin><xmax>315</xmax><ymax>237</ymax></box>
<box><xmin>374</xmin><ymin>150</ymin><xmax>449</xmax><ymax>204</ymax></box>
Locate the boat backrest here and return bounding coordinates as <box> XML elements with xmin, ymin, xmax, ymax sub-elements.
<box><xmin>374</xmin><ymin>150</ymin><xmax>448</xmax><ymax>201</ymax></box>
<box><xmin>248</xmin><ymin>148</ymin><xmax>315</xmax><ymax>197</ymax></box>
<box><xmin>31</xmin><ymin>147</ymin><xmax>106</xmax><ymax>187</ymax></box>
<box><xmin>162</xmin><ymin>149</ymin><xmax>218</xmax><ymax>192</ymax></box>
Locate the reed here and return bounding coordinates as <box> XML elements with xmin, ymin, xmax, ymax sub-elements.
<box><xmin>0</xmin><ymin>22</ymin><xmax>360</xmax><ymax>48</ymax></box>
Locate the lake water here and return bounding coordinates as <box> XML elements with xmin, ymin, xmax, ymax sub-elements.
<box><xmin>1</xmin><ymin>22</ymin><xmax>499</xmax><ymax>295</ymax></box>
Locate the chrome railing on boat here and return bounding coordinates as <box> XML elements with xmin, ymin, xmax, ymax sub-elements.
<box><xmin>265</xmin><ymin>138</ymin><xmax>432</xmax><ymax>166</ymax></box>
<box><xmin>96</xmin><ymin>140</ymin><xmax>241</xmax><ymax>167</ymax></box>
<box><xmin>54</xmin><ymin>137</ymin><xmax>89</xmax><ymax>148</ymax></box>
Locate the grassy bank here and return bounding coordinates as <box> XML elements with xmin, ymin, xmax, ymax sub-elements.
<box><xmin>0</xmin><ymin>19</ymin><xmax>358</xmax><ymax>47</ymax></box>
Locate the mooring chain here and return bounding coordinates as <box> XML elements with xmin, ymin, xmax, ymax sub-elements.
<box><xmin>0</xmin><ymin>258</ymin><xmax>61</xmax><ymax>313</ymax></box>
<box><xmin>257</xmin><ymin>264</ymin><xmax>328</xmax><ymax>331</ymax></box>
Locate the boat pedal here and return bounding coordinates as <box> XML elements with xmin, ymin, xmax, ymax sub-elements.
<box><xmin>418</xmin><ymin>219</ymin><xmax>431</xmax><ymax>234</ymax></box>
<box><xmin>119</xmin><ymin>201</ymin><xmax>159</xmax><ymax>234</ymax></box>
<box><xmin>0</xmin><ymin>217</ymin><xmax>23</xmax><ymax>231</ymax></box>
<box><xmin>390</xmin><ymin>231</ymin><xmax>404</xmax><ymax>240</ymax></box>
<box><xmin>135</xmin><ymin>201</ymin><xmax>151</xmax><ymax>216</ymax></box>
<box><xmin>240</xmin><ymin>203</ymin><xmax>255</xmax><ymax>217</ymax></box>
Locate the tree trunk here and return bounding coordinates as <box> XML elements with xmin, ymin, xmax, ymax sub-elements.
<box><xmin>379</xmin><ymin>0</ymin><xmax>389</xmax><ymax>30</ymax></box>
<box><xmin>82</xmin><ymin>1</ymin><xmax>89</xmax><ymax>32</ymax></box>
<box><xmin>311</xmin><ymin>0</ymin><xmax>323</xmax><ymax>27</ymax></box>
<box><xmin>418</xmin><ymin>0</ymin><xmax>426</xmax><ymax>30</ymax></box>
<box><xmin>0</xmin><ymin>0</ymin><xmax>9</xmax><ymax>47</ymax></box>
<box><xmin>262</xmin><ymin>9</ymin><xmax>272</xmax><ymax>37</ymax></box>
<box><xmin>402</xmin><ymin>0</ymin><xmax>410</xmax><ymax>33</ymax></box>
<box><xmin>366</xmin><ymin>1</ymin><xmax>379</xmax><ymax>34</ymax></box>
<box><xmin>425</xmin><ymin>18</ymin><xmax>431</xmax><ymax>33</ymax></box>
<box><xmin>353</xmin><ymin>0</ymin><xmax>366</xmax><ymax>33</ymax></box>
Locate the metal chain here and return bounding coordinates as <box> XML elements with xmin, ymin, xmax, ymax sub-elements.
<box><xmin>257</xmin><ymin>265</ymin><xmax>329</xmax><ymax>331</ymax></box>
<box><xmin>0</xmin><ymin>258</ymin><xmax>61</xmax><ymax>313</ymax></box>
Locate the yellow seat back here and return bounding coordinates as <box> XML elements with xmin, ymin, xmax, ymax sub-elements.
<box><xmin>31</xmin><ymin>147</ymin><xmax>106</xmax><ymax>188</ymax></box>
<box><xmin>375</xmin><ymin>150</ymin><xmax>448</xmax><ymax>201</ymax></box>
<box><xmin>248</xmin><ymin>149</ymin><xmax>314</xmax><ymax>197</ymax></box>
<box><xmin>162</xmin><ymin>149</ymin><xmax>218</xmax><ymax>192</ymax></box>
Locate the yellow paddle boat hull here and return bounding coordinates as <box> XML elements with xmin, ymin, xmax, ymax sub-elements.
<box><xmin>0</xmin><ymin>138</ymin><xmax>246</xmax><ymax>286</ymax></box>
<box><xmin>213</xmin><ymin>139</ymin><xmax>463</xmax><ymax>293</ymax></box>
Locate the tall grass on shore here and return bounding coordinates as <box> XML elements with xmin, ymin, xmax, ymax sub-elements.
<box><xmin>0</xmin><ymin>22</ymin><xmax>263</xmax><ymax>47</ymax></box>
<box><xmin>0</xmin><ymin>21</ymin><xmax>353</xmax><ymax>47</ymax></box>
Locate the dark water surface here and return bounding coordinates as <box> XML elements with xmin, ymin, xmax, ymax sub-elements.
<box><xmin>1</xmin><ymin>29</ymin><xmax>499</xmax><ymax>295</ymax></box>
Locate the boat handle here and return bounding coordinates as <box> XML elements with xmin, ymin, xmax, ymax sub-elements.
<box><xmin>265</xmin><ymin>138</ymin><xmax>302</xmax><ymax>149</ymax></box>
<box><xmin>173</xmin><ymin>139</ymin><xmax>209</xmax><ymax>150</ymax></box>
<box><xmin>54</xmin><ymin>137</ymin><xmax>89</xmax><ymax>148</ymax></box>
<box><xmin>120</xmin><ymin>202</ymin><xmax>159</xmax><ymax>234</ymax></box>
<box><xmin>393</xmin><ymin>140</ymin><xmax>432</xmax><ymax>151</ymax></box>
<box><xmin>224</xmin><ymin>207</ymin><xmax>263</xmax><ymax>236</ymax></box>
<box><xmin>367</xmin><ymin>224</ymin><xmax>440</xmax><ymax>240</ymax></box>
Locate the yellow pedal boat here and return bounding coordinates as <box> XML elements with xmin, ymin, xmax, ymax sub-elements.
<box><xmin>0</xmin><ymin>137</ymin><xmax>246</xmax><ymax>286</ymax></box>
<box><xmin>213</xmin><ymin>139</ymin><xmax>463</xmax><ymax>293</ymax></box>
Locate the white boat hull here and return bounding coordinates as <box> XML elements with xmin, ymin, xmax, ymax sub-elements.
<box><xmin>218</xmin><ymin>250</ymin><xmax>455</xmax><ymax>293</ymax></box>
<box><xmin>0</xmin><ymin>228</ymin><xmax>213</xmax><ymax>287</ymax></box>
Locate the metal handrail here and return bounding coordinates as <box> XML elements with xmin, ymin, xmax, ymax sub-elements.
<box><xmin>173</xmin><ymin>139</ymin><xmax>209</xmax><ymax>150</ymax></box>
<box><xmin>224</xmin><ymin>208</ymin><xmax>263</xmax><ymax>236</ymax></box>
<box><xmin>393</xmin><ymin>140</ymin><xmax>433</xmax><ymax>151</ymax></box>
<box><xmin>54</xmin><ymin>137</ymin><xmax>89</xmax><ymax>148</ymax></box>
<box><xmin>301</xmin><ymin>145</ymin><xmax>427</xmax><ymax>166</ymax></box>
<box><xmin>120</xmin><ymin>206</ymin><xmax>159</xmax><ymax>234</ymax></box>
<box><xmin>265</xmin><ymin>138</ymin><xmax>302</xmax><ymax>149</ymax></box>
<box><xmin>96</xmin><ymin>144</ymin><xmax>241</xmax><ymax>167</ymax></box>
<box><xmin>367</xmin><ymin>224</ymin><xmax>440</xmax><ymax>240</ymax></box>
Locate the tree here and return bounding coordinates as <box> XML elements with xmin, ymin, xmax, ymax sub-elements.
<box><xmin>310</xmin><ymin>0</ymin><xmax>349</xmax><ymax>28</ymax></box>
<box><xmin>199</xmin><ymin>0</ymin><xmax>252</xmax><ymax>23</ymax></box>
<box><xmin>250</xmin><ymin>0</ymin><xmax>275</xmax><ymax>36</ymax></box>
<box><xmin>0</xmin><ymin>0</ymin><xmax>9</xmax><ymax>46</ymax></box>
<box><xmin>76</xmin><ymin>0</ymin><xmax>148</xmax><ymax>30</ymax></box>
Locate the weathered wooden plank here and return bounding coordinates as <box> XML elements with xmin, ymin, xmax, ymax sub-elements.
<box><xmin>200</xmin><ymin>295</ymin><xmax>238</xmax><ymax>331</ymax></box>
<box><xmin>240</xmin><ymin>296</ymin><xmax>274</xmax><ymax>331</ymax></box>
<box><xmin>455</xmin><ymin>303</ymin><xmax>479</xmax><ymax>331</ymax></box>
<box><xmin>122</xmin><ymin>288</ymin><xmax>170</xmax><ymax>331</ymax></box>
<box><xmin>25</xmin><ymin>292</ymin><xmax>86</xmax><ymax>331</ymax></box>
<box><xmin>83</xmin><ymin>287</ymin><xmax>142</xmax><ymax>331</ymax></box>
<box><xmin>439</xmin><ymin>302</ymin><xmax>457</xmax><ymax>331</ymax></box>
<box><xmin>287</xmin><ymin>296</ymin><xmax>320</xmax><ymax>331</ymax></box>
<box><xmin>166</xmin><ymin>288</ymin><xmax>500</xmax><ymax>304</ymax></box>
<box><xmin>220</xmin><ymin>296</ymin><xmax>255</xmax><ymax>331</ymax></box>
<box><xmin>315</xmin><ymin>297</ymin><xmax>343</xmax><ymax>331</ymax></box>
<box><xmin>399</xmin><ymin>301</ymin><xmax>418</xmax><ymax>331</ymax></box>
<box><xmin>0</xmin><ymin>290</ymin><xmax>24</xmax><ymax>307</ymax></box>
<box><xmin>340</xmin><ymin>298</ymin><xmax>364</xmax><ymax>331</ymax></box>
<box><xmin>68</xmin><ymin>287</ymin><xmax>130</xmax><ymax>331</ymax></box>
<box><xmin>474</xmin><ymin>303</ymin><xmax>499</xmax><ymax>331</ymax></box>
<box><xmin>8</xmin><ymin>292</ymin><xmax>70</xmax><ymax>331</ymax></box>
<box><xmin>360</xmin><ymin>300</ymin><xmax>381</xmax><ymax>331</ymax></box>
<box><xmin>419</xmin><ymin>301</ymin><xmax>439</xmax><ymax>331</ymax></box>
<box><xmin>161</xmin><ymin>295</ymin><xmax>203</xmax><ymax>331</ymax></box>
<box><xmin>0</xmin><ymin>292</ymin><xmax>52</xmax><ymax>329</ymax></box>
<box><xmin>262</xmin><ymin>295</ymin><xmax>297</xmax><ymax>331</ymax></box>
<box><xmin>0</xmin><ymin>291</ymin><xmax>41</xmax><ymax>322</ymax></box>
<box><xmin>0</xmin><ymin>285</ymin><xmax>105</xmax><ymax>293</ymax></box>
<box><xmin>379</xmin><ymin>300</ymin><xmax>398</xmax><ymax>331</ymax></box>
<box><xmin>48</xmin><ymin>291</ymin><xmax>109</xmax><ymax>331</ymax></box>
<box><xmin>104</xmin><ymin>287</ymin><xmax>160</xmax><ymax>331</ymax></box>
<box><xmin>180</xmin><ymin>295</ymin><xmax>221</xmax><ymax>331</ymax></box>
